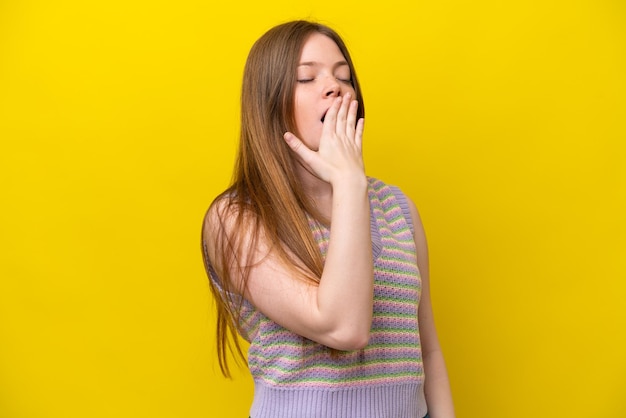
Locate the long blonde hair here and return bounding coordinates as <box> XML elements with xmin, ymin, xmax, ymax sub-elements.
<box><xmin>201</xmin><ymin>20</ymin><xmax>365</xmax><ymax>377</ymax></box>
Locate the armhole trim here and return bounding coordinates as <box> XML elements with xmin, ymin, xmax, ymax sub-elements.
<box><xmin>388</xmin><ymin>185</ymin><xmax>415</xmax><ymax>237</ymax></box>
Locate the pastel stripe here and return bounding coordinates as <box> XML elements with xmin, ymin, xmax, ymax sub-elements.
<box><xmin>227</xmin><ymin>179</ymin><xmax>424</xmax><ymax>403</ymax></box>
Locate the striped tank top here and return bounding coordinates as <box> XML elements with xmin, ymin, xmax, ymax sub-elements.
<box><xmin>220</xmin><ymin>177</ymin><xmax>427</xmax><ymax>418</ymax></box>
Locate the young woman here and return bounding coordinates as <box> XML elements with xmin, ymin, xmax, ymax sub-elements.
<box><xmin>201</xmin><ymin>20</ymin><xmax>455</xmax><ymax>418</ymax></box>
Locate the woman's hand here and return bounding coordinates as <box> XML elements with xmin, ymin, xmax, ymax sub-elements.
<box><xmin>283</xmin><ymin>93</ymin><xmax>365</xmax><ymax>185</ymax></box>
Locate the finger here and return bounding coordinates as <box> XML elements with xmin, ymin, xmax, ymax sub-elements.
<box><xmin>346</xmin><ymin>99</ymin><xmax>358</xmax><ymax>138</ymax></box>
<box><xmin>354</xmin><ymin>118</ymin><xmax>365</xmax><ymax>150</ymax></box>
<box><xmin>283</xmin><ymin>132</ymin><xmax>316</xmax><ymax>166</ymax></box>
<box><xmin>335</xmin><ymin>93</ymin><xmax>351</xmax><ymax>134</ymax></box>
<box><xmin>322</xmin><ymin>96</ymin><xmax>342</xmax><ymax>136</ymax></box>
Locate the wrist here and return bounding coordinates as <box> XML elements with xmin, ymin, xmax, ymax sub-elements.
<box><xmin>330</xmin><ymin>173</ymin><xmax>368</xmax><ymax>192</ymax></box>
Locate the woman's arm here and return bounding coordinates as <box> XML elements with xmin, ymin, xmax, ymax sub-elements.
<box><xmin>205</xmin><ymin>94</ymin><xmax>373</xmax><ymax>350</ymax></box>
<box><xmin>407</xmin><ymin>197</ymin><xmax>456</xmax><ymax>418</ymax></box>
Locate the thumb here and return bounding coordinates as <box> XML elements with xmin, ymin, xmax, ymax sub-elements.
<box><xmin>283</xmin><ymin>132</ymin><xmax>316</xmax><ymax>166</ymax></box>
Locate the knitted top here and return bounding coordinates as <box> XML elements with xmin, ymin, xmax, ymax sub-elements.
<box><xmin>212</xmin><ymin>177</ymin><xmax>427</xmax><ymax>418</ymax></box>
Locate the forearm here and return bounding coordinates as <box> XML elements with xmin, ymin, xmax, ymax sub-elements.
<box><xmin>424</xmin><ymin>349</ymin><xmax>455</xmax><ymax>418</ymax></box>
<box><xmin>316</xmin><ymin>175</ymin><xmax>373</xmax><ymax>347</ymax></box>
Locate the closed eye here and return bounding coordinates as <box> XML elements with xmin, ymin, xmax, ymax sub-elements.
<box><xmin>297</xmin><ymin>79</ymin><xmax>314</xmax><ymax>83</ymax></box>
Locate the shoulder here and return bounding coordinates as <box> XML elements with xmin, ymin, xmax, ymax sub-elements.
<box><xmin>375</xmin><ymin>182</ymin><xmax>430</xmax><ymax>273</ymax></box>
<box><xmin>367</xmin><ymin>177</ymin><xmax>418</xmax><ymax>234</ymax></box>
<box><xmin>367</xmin><ymin>176</ymin><xmax>408</xmax><ymax>203</ymax></box>
<box><xmin>203</xmin><ymin>190</ymin><xmax>255</xmax><ymax>237</ymax></box>
<box><xmin>202</xmin><ymin>191</ymin><xmax>267</xmax><ymax>294</ymax></box>
<box><xmin>202</xmin><ymin>191</ymin><xmax>258</xmax><ymax>266</ymax></box>
<box><xmin>203</xmin><ymin>193</ymin><xmax>234</xmax><ymax>242</ymax></box>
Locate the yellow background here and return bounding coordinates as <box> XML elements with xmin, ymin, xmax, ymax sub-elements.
<box><xmin>1</xmin><ymin>0</ymin><xmax>624</xmax><ymax>417</ymax></box>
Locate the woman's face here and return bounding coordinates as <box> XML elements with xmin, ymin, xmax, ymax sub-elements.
<box><xmin>293</xmin><ymin>33</ymin><xmax>356</xmax><ymax>150</ymax></box>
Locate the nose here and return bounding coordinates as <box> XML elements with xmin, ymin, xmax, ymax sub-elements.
<box><xmin>323</xmin><ymin>78</ymin><xmax>342</xmax><ymax>98</ymax></box>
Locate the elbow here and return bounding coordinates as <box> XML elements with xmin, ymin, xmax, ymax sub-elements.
<box><xmin>328</xmin><ymin>327</ymin><xmax>371</xmax><ymax>351</ymax></box>
<box><xmin>345</xmin><ymin>331</ymin><xmax>371</xmax><ymax>350</ymax></box>
<box><xmin>314</xmin><ymin>303</ymin><xmax>373</xmax><ymax>350</ymax></box>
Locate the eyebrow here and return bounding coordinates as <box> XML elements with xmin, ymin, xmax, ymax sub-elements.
<box><xmin>297</xmin><ymin>61</ymin><xmax>349</xmax><ymax>69</ymax></box>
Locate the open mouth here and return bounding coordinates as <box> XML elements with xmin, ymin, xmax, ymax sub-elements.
<box><xmin>321</xmin><ymin>110</ymin><xmax>328</xmax><ymax>123</ymax></box>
